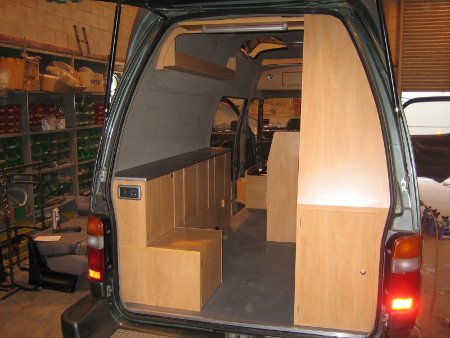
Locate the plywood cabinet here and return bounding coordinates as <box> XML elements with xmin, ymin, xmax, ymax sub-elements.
<box><xmin>294</xmin><ymin>205</ymin><xmax>387</xmax><ymax>331</ymax></box>
<box><xmin>294</xmin><ymin>14</ymin><xmax>390</xmax><ymax>332</ymax></box>
<box><xmin>113</xmin><ymin>148</ymin><xmax>230</xmax><ymax>311</ymax></box>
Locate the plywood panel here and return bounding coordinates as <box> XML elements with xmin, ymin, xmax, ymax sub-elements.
<box><xmin>245</xmin><ymin>174</ymin><xmax>267</xmax><ymax>209</ymax></box>
<box><xmin>119</xmin><ymin>245</ymin><xmax>201</xmax><ymax>310</ymax></box>
<box><xmin>294</xmin><ymin>206</ymin><xmax>388</xmax><ymax>331</ymax></box>
<box><xmin>184</xmin><ymin>164</ymin><xmax>198</xmax><ymax>227</ymax></box>
<box><xmin>267</xmin><ymin>132</ymin><xmax>299</xmax><ymax>242</ymax></box>
<box><xmin>197</xmin><ymin>160</ymin><xmax>210</xmax><ymax>228</ymax></box>
<box><xmin>201</xmin><ymin>235</ymin><xmax>222</xmax><ymax>305</ymax></box>
<box><xmin>112</xmin><ymin>179</ymin><xmax>147</xmax><ymax>247</ymax></box>
<box><xmin>214</xmin><ymin>154</ymin><xmax>225</xmax><ymax>228</ymax></box>
<box><xmin>173</xmin><ymin>170</ymin><xmax>184</xmax><ymax>227</ymax></box>
<box><xmin>298</xmin><ymin>14</ymin><xmax>390</xmax><ymax>208</ymax></box>
<box><xmin>146</xmin><ymin>174</ymin><xmax>175</xmax><ymax>244</ymax></box>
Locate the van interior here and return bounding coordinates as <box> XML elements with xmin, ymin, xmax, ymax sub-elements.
<box><xmin>111</xmin><ymin>14</ymin><xmax>391</xmax><ymax>334</ymax></box>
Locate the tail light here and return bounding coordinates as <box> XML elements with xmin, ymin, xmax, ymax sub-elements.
<box><xmin>384</xmin><ymin>234</ymin><xmax>422</xmax><ymax>329</ymax></box>
<box><xmin>87</xmin><ymin>216</ymin><xmax>105</xmax><ymax>282</ymax></box>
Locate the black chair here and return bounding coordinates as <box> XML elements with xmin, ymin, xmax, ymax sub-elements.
<box><xmin>287</xmin><ymin>118</ymin><xmax>300</xmax><ymax>131</ymax></box>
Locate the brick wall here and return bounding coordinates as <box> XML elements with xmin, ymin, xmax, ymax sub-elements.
<box><xmin>0</xmin><ymin>0</ymin><xmax>138</xmax><ymax>61</ymax></box>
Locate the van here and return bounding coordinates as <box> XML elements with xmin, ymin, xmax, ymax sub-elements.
<box><xmin>62</xmin><ymin>1</ymin><xmax>423</xmax><ymax>337</ymax></box>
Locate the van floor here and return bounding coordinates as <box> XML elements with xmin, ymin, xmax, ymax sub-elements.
<box><xmin>127</xmin><ymin>208</ymin><xmax>296</xmax><ymax>327</ymax></box>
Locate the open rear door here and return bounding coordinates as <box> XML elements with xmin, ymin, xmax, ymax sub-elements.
<box><xmin>403</xmin><ymin>97</ymin><xmax>450</xmax><ymax>183</ymax></box>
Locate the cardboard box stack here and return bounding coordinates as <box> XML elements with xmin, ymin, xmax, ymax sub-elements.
<box><xmin>41</xmin><ymin>61</ymin><xmax>85</xmax><ymax>93</ymax></box>
<box><xmin>0</xmin><ymin>56</ymin><xmax>40</xmax><ymax>91</ymax></box>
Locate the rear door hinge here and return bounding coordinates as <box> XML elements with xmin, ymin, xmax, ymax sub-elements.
<box><xmin>400</xmin><ymin>175</ymin><xmax>410</xmax><ymax>194</ymax></box>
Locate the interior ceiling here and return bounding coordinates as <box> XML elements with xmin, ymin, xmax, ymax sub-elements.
<box><xmin>176</xmin><ymin>29</ymin><xmax>303</xmax><ymax>67</ymax></box>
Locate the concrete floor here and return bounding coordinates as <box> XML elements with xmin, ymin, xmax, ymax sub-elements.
<box><xmin>0</xmin><ymin>235</ymin><xmax>449</xmax><ymax>338</ymax></box>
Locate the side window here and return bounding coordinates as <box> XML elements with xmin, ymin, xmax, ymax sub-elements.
<box><xmin>210</xmin><ymin>97</ymin><xmax>244</xmax><ymax>148</ymax></box>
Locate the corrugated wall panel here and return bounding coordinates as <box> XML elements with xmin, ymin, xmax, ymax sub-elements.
<box><xmin>400</xmin><ymin>0</ymin><xmax>450</xmax><ymax>91</ymax></box>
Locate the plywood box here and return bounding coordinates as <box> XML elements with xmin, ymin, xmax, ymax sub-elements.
<box><xmin>245</xmin><ymin>172</ymin><xmax>267</xmax><ymax>209</ymax></box>
<box><xmin>120</xmin><ymin>228</ymin><xmax>222</xmax><ymax>311</ymax></box>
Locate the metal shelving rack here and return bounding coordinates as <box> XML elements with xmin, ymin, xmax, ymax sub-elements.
<box><xmin>0</xmin><ymin>44</ymin><xmax>106</xmax><ymax>229</ymax></box>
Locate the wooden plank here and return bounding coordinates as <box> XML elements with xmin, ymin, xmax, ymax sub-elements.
<box><xmin>173</xmin><ymin>169</ymin><xmax>184</xmax><ymax>227</ymax></box>
<box><xmin>112</xmin><ymin>179</ymin><xmax>147</xmax><ymax>247</ymax></box>
<box><xmin>266</xmin><ymin>132</ymin><xmax>299</xmax><ymax>243</ymax></box>
<box><xmin>184</xmin><ymin>164</ymin><xmax>198</xmax><ymax>227</ymax></box>
<box><xmin>294</xmin><ymin>206</ymin><xmax>388</xmax><ymax>331</ymax></box>
<box><xmin>165</xmin><ymin>51</ymin><xmax>236</xmax><ymax>81</ymax></box>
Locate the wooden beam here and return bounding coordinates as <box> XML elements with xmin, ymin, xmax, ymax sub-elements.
<box><xmin>262</xmin><ymin>58</ymin><xmax>303</xmax><ymax>66</ymax></box>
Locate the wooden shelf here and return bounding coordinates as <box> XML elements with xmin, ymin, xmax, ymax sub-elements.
<box><xmin>30</xmin><ymin>128</ymin><xmax>75</xmax><ymax>135</ymax></box>
<box><xmin>76</xmin><ymin>124</ymin><xmax>103</xmax><ymax>130</ymax></box>
<box><xmin>0</xmin><ymin>132</ymin><xmax>26</xmax><ymax>139</ymax></box>
<box><xmin>165</xmin><ymin>48</ymin><xmax>235</xmax><ymax>81</ymax></box>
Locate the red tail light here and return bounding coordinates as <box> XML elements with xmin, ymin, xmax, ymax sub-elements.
<box><xmin>384</xmin><ymin>234</ymin><xmax>422</xmax><ymax>329</ymax></box>
<box><xmin>87</xmin><ymin>216</ymin><xmax>105</xmax><ymax>282</ymax></box>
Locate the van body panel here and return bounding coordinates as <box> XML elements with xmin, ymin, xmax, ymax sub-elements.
<box><xmin>66</xmin><ymin>1</ymin><xmax>421</xmax><ymax>337</ymax></box>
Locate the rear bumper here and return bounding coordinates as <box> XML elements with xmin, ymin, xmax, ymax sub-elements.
<box><xmin>61</xmin><ymin>295</ymin><xmax>118</xmax><ymax>338</ymax></box>
<box><xmin>61</xmin><ymin>295</ymin><xmax>223</xmax><ymax>338</ymax></box>
<box><xmin>62</xmin><ymin>295</ymin><xmax>386</xmax><ymax>338</ymax></box>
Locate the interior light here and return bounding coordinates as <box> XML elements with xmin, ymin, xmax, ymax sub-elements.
<box><xmin>202</xmin><ymin>23</ymin><xmax>288</xmax><ymax>33</ymax></box>
<box><xmin>392</xmin><ymin>298</ymin><xmax>413</xmax><ymax>311</ymax></box>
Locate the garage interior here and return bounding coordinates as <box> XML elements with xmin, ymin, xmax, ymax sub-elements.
<box><xmin>0</xmin><ymin>1</ymin><xmax>449</xmax><ymax>338</ymax></box>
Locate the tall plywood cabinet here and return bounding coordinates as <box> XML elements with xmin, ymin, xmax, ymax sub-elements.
<box><xmin>294</xmin><ymin>15</ymin><xmax>390</xmax><ymax>332</ymax></box>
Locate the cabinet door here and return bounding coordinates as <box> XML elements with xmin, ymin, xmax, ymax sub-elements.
<box><xmin>184</xmin><ymin>164</ymin><xmax>197</xmax><ymax>227</ymax></box>
<box><xmin>294</xmin><ymin>207</ymin><xmax>386</xmax><ymax>331</ymax></box>
<box><xmin>214</xmin><ymin>154</ymin><xmax>231</xmax><ymax>229</ymax></box>
<box><xmin>173</xmin><ymin>170</ymin><xmax>184</xmax><ymax>227</ymax></box>
<box><xmin>196</xmin><ymin>160</ymin><xmax>211</xmax><ymax>228</ymax></box>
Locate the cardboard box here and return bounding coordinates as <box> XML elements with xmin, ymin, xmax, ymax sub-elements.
<box><xmin>0</xmin><ymin>57</ymin><xmax>40</xmax><ymax>91</ymax></box>
<box><xmin>78</xmin><ymin>71</ymin><xmax>105</xmax><ymax>93</ymax></box>
<box><xmin>41</xmin><ymin>74</ymin><xmax>85</xmax><ymax>94</ymax></box>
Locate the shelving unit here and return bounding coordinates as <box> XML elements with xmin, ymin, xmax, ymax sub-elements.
<box><xmin>0</xmin><ymin>44</ymin><xmax>106</xmax><ymax>229</ymax></box>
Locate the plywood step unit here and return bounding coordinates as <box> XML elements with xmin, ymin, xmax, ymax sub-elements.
<box><xmin>119</xmin><ymin>228</ymin><xmax>222</xmax><ymax>311</ymax></box>
<box><xmin>112</xmin><ymin>147</ymin><xmax>230</xmax><ymax>311</ymax></box>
